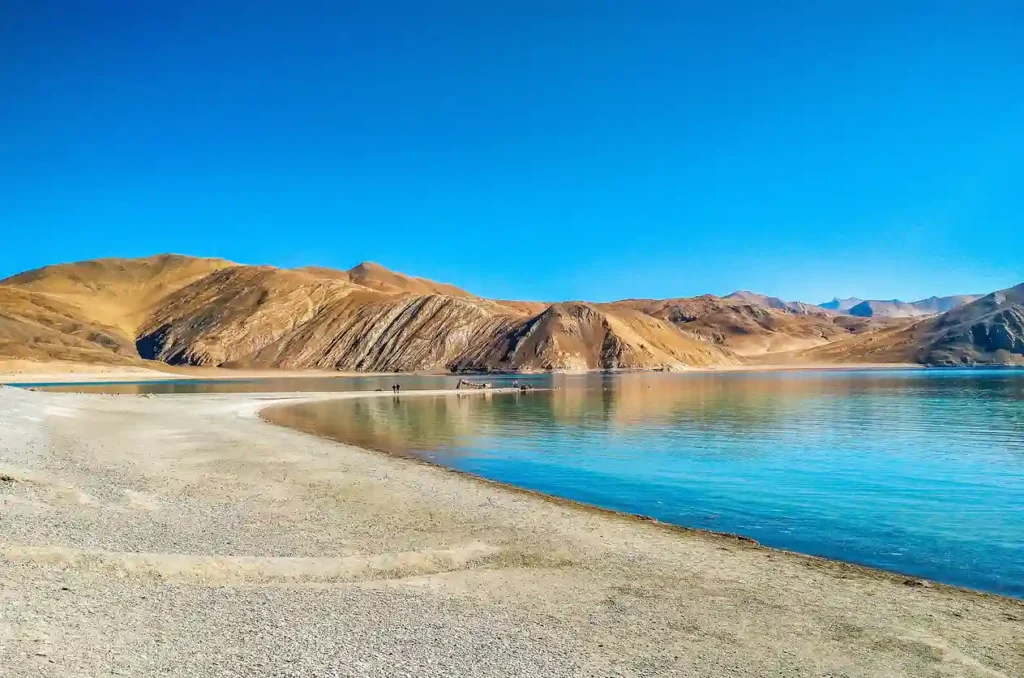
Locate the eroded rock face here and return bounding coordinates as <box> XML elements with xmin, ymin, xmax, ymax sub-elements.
<box><xmin>254</xmin><ymin>294</ymin><xmax>523</xmax><ymax>373</ymax></box>
<box><xmin>129</xmin><ymin>268</ymin><xmax>738</xmax><ymax>372</ymax></box>
<box><xmin>970</xmin><ymin>309</ymin><xmax>1024</xmax><ymax>352</ymax></box>
<box><xmin>135</xmin><ymin>266</ymin><xmax>358</xmax><ymax>366</ymax></box>
<box><xmin>916</xmin><ymin>285</ymin><xmax>1024</xmax><ymax>365</ymax></box>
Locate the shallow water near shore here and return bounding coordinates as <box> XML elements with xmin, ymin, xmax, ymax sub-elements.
<box><xmin>262</xmin><ymin>369</ymin><xmax>1024</xmax><ymax>597</ymax></box>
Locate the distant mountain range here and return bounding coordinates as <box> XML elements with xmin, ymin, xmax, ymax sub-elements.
<box><xmin>818</xmin><ymin>297</ymin><xmax>864</xmax><ymax>313</ymax></box>
<box><xmin>817</xmin><ymin>294</ymin><xmax>983</xmax><ymax>318</ymax></box>
<box><xmin>0</xmin><ymin>255</ymin><xmax>1020</xmax><ymax>371</ymax></box>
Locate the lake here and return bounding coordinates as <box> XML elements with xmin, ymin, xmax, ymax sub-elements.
<box><xmin>261</xmin><ymin>369</ymin><xmax>1024</xmax><ymax>597</ymax></box>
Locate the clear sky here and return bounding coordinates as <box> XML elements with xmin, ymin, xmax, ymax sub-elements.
<box><xmin>2</xmin><ymin>1</ymin><xmax>1021</xmax><ymax>303</ymax></box>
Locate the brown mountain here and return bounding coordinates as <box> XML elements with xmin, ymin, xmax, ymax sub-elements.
<box><xmin>0</xmin><ymin>255</ymin><xmax>734</xmax><ymax>372</ymax></box>
<box><xmin>1</xmin><ymin>255</ymin><xmax>1019</xmax><ymax>371</ymax></box>
<box><xmin>778</xmin><ymin>285</ymin><xmax>1024</xmax><ymax>366</ymax></box>
<box><xmin>137</xmin><ymin>264</ymin><xmax>735</xmax><ymax>372</ymax></box>
<box><xmin>723</xmin><ymin>290</ymin><xmax>828</xmax><ymax>316</ymax></box>
<box><xmin>617</xmin><ymin>295</ymin><xmax>881</xmax><ymax>355</ymax></box>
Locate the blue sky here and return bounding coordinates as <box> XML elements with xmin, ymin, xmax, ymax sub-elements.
<box><xmin>1</xmin><ymin>1</ymin><xmax>1021</xmax><ymax>303</ymax></box>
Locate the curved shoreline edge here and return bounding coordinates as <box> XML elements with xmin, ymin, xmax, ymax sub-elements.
<box><xmin>253</xmin><ymin>387</ymin><xmax>1015</xmax><ymax>602</ymax></box>
<box><xmin>4</xmin><ymin>379</ymin><xmax>1018</xmax><ymax>601</ymax></box>
<box><xmin>0</xmin><ymin>360</ymin><xmax>935</xmax><ymax>385</ymax></box>
<box><xmin>3</xmin><ymin>383</ymin><xmax>1023</xmax><ymax>677</ymax></box>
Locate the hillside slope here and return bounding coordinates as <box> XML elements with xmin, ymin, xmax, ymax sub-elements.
<box><xmin>0</xmin><ymin>287</ymin><xmax>143</xmax><ymax>366</ymax></box>
<box><xmin>0</xmin><ymin>254</ymin><xmax>236</xmax><ymax>336</ymax></box>
<box><xmin>0</xmin><ymin>255</ymin><xmax>235</xmax><ymax>367</ymax></box>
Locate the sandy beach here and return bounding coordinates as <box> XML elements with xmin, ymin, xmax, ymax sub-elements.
<box><xmin>0</xmin><ymin>360</ymin><xmax>925</xmax><ymax>386</ymax></box>
<box><xmin>1</xmin><ymin>384</ymin><xmax>1022</xmax><ymax>677</ymax></box>
<box><xmin>0</xmin><ymin>360</ymin><xmax>394</xmax><ymax>384</ymax></box>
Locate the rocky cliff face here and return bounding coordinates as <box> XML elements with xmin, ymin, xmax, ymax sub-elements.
<box><xmin>914</xmin><ymin>285</ymin><xmax>1024</xmax><ymax>365</ymax></box>
<box><xmin>251</xmin><ymin>294</ymin><xmax>522</xmax><ymax>372</ymax></box>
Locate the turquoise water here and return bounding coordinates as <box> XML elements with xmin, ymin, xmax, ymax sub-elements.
<box><xmin>266</xmin><ymin>369</ymin><xmax>1024</xmax><ymax>597</ymax></box>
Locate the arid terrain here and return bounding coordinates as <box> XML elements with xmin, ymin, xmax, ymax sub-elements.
<box><xmin>1</xmin><ymin>254</ymin><xmax>1021</xmax><ymax>375</ymax></box>
<box><xmin>1</xmin><ymin>385</ymin><xmax>1021</xmax><ymax>677</ymax></box>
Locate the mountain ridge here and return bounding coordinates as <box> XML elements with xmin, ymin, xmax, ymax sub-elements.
<box><xmin>294</xmin><ymin>262</ymin><xmax>474</xmax><ymax>298</ymax></box>
<box><xmin>1</xmin><ymin>255</ymin><xmax>1020</xmax><ymax>371</ymax></box>
<box><xmin>818</xmin><ymin>293</ymin><xmax>982</xmax><ymax>318</ymax></box>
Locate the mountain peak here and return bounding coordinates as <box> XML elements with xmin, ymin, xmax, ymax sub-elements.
<box><xmin>348</xmin><ymin>261</ymin><xmax>387</xmax><ymax>274</ymax></box>
<box><xmin>818</xmin><ymin>297</ymin><xmax>864</xmax><ymax>312</ymax></box>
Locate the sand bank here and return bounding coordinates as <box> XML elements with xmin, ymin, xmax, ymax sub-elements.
<box><xmin>0</xmin><ymin>385</ymin><xmax>1021</xmax><ymax>677</ymax></box>
<box><xmin>0</xmin><ymin>360</ymin><xmax>394</xmax><ymax>384</ymax></box>
<box><xmin>0</xmin><ymin>360</ymin><xmax>926</xmax><ymax>386</ymax></box>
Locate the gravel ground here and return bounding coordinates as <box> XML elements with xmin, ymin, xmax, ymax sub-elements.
<box><xmin>1</xmin><ymin>385</ymin><xmax>1022</xmax><ymax>677</ymax></box>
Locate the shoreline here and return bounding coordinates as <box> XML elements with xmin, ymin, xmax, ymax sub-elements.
<box><xmin>258</xmin><ymin>390</ymin><xmax>1012</xmax><ymax>601</ymax></box>
<box><xmin>3</xmin><ymin>374</ymin><xmax>1017</xmax><ymax>598</ymax></box>
<box><xmin>1</xmin><ymin>385</ymin><xmax>1022</xmax><ymax>676</ymax></box>
<box><xmin>0</xmin><ymin>360</ymin><xmax>933</xmax><ymax>386</ymax></box>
